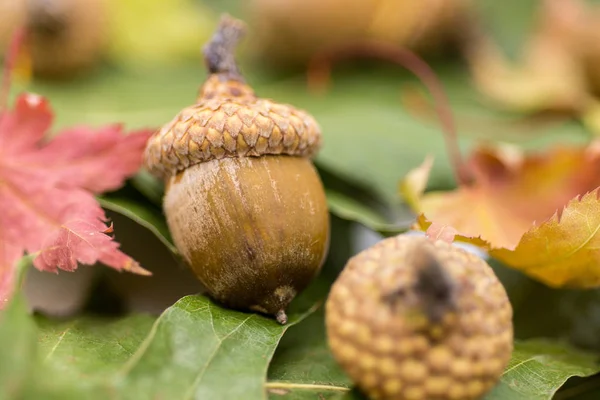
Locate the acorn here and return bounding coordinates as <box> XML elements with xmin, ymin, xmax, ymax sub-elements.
<box><xmin>326</xmin><ymin>235</ymin><xmax>513</xmax><ymax>400</ymax></box>
<box><xmin>143</xmin><ymin>16</ymin><xmax>330</xmax><ymax>324</ymax></box>
<box><xmin>0</xmin><ymin>0</ymin><xmax>107</xmax><ymax>78</ymax></box>
<box><xmin>249</xmin><ymin>0</ymin><xmax>472</xmax><ymax>68</ymax></box>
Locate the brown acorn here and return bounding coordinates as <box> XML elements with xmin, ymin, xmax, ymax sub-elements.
<box><xmin>326</xmin><ymin>235</ymin><xmax>513</xmax><ymax>400</ymax></box>
<box><xmin>0</xmin><ymin>0</ymin><xmax>106</xmax><ymax>78</ymax></box>
<box><xmin>144</xmin><ymin>16</ymin><xmax>330</xmax><ymax>324</ymax></box>
<box><xmin>249</xmin><ymin>0</ymin><xmax>472</xmax><ymax>68</ymax></box>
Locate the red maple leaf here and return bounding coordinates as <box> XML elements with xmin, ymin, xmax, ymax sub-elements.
<box><xmin>0</xmin><ymin>93</ymin><xmax>153</xmax><ymax>307</ymax></box>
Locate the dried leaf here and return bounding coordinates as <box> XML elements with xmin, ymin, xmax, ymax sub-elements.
<box><xmin>0</xmin><ymin>93</ymin><xmax>153</xmax><ymax>307</ymax></box>
<box><xmin>466</xmin><ymin>0</ymin><xmax>592</xmax><ymax>114</ymax></box>
<box><xmin>405</xmin><ymin>143</ymin><xmax>600</xmax><ymax>249</ymax></box>
<box><xmin>404</xmin><ymin>143</ymin><xmax>600</xmax><ymax>288</ymax></box>
<box><xmin>491</xmin><ymin>190</ymin><xmax>600</xmax><ymax>288</ymax></box>
<box><xmin>399</xmin><ymin>154</ymin><xmax>433</xmax><ymax>211</ymax></box>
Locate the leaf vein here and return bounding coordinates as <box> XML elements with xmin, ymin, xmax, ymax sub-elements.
<box><xmin>183</xmin><ymin>314</ymin><xmax>256</xmax><ymax>400</ymax></box>
<box><xmin>43</xmin><ymin>322</ymin><xmax>76</xmax><ymax>362</ymax></box>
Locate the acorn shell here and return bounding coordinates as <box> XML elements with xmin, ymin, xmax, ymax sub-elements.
<box><xmin>163</xmin><ymin>155</ymin><xmax>329</xmax><ymax>317</ymax></box>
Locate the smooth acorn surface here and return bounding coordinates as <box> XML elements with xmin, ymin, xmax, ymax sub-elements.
<box><xmin>164</xmin><ymin>156</ymin><xmax>329</xmax><ymax>320</ymax></box>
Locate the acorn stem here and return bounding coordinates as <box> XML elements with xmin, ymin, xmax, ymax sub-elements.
<box><xmin>203</xmin><ymin>14</ymin><xmax>247</xmax><ymax>81</ymax></box>
<box><xmin>412</xmin><ymin>245</ymin><xmax>456</xmax><ymax>323</ymax></box>
<box><xmin>383</xmin><ymin>242</ymin><xmax>457</xmax><ymax>323</ymax></box>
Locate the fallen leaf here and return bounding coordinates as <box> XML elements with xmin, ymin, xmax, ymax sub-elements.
<box><xmin>37</xmin><ymin>314</ymin><xmax>156</xmax><ymax>382</ymax></box>
<box><xmin>423</xmin><ymin>221</ymin><xmax>459</xmax><ymax>244</ymax></box>
<box><xmin>466</xmin><ymin>0</ymin><xmax>591</xmax><ymax>115</ymax></box>
<box><xmin>0</xmin><ymin>259</ymin><xmax>111</xmax><ymax>400</ymax></box>
<box><xmin>418</xmin><ymin>190</ymin><xmax>600</xmax><ymax>288</ymax></box>
<box><xmin>491</xmin><ymin>190</ymin><xmax>600</xmax><ymax>288</ymax></box>
<box><xmin>466</xmin><ymin>0</ymin><xmax>600</xmax><ymax>137</ymax></box>
<box><xmin>111</xmin><ymin>295</ymin><xmax>319</xmax><ymax>399</ymax></box>
<box><xmin>486</xmin><ymin>339</ymin><xmax>600</xmax><ymax>400</ymax></box>
<box><xmin>0</xmin><ymin>93</ymin><xmax>153</xmax><ymax>307</ymax></box>
<box><xmin>404</xmin><ymin>143</ymin><xmax>600</xmax><ymax>250</ymax></box>
<box><xmin>399</xmin><ymin>154</ymin><xmax>433</xmax><ymax>211</ymax></box>
<box><xmin>98</xmin><ymin>196</ymin><xmax>176</xmax><ymax>254</ymax></box>
<box><xmin>0</xmin><ymin>258</ymin><xmax>37</xmax><ymax>399</ymax></box>
<box><xmin>325</xmin><ymin>189</ymin><xmax>410</xmax><ymax>236</ymax></box>
<box><xmin>267</xmin><ymin>308</ymin><xmax>352</xmax><ymax>398</ymax></box>
<box><xmin>403</xmin><ymin>142</ymin><xmax>600</xmax><ymax>287</ymax></box>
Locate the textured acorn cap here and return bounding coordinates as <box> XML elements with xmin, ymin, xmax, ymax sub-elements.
<box><xmin>326</xmin><ymin>235</ymin><xmax>513</xmax><ymax>400</ymax></box>
<box><xmin>144</xmin><ymin>16</ymin><xmax>322</xmax><ymax>179</ymax></box>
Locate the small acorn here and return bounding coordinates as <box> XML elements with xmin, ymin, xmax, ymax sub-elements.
<box><xmin>326</xmin><ymin>235</ymin><xmax>513</xmax><ymax>400</ymax></box>
<box><xmin>0</xmin><ymin>0</ymin><xmax>107</xmax><ymax>78</ymax></box>
<box><xmin>249</xmin><ymin>0</ymin><xmax>472</xmax><ymax>68</ymax></box>
<box><xmin>144</xmin><ymin>16</ymin><xmax>330</xmax><ymax>324</ymax></box>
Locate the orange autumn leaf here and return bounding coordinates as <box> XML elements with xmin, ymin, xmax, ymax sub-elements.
<box><xmin>402</xmin><ymin>143</ymin><xmax>600</xmax><ymax>288</ymax></box>
<box><xmin>417</xmin><ymin>216</ymin><xmax>488</xmax><ymax>249</ymax></box>
<box><xmin>417</xmin><ymin>191</ymin><xmax>600</xmax><ymax>288</ymax></box>
<box><xmin>402</xmin><ymin>143</ymin><xmax>600</xmax><ymax>249</ymax></box>
<box><xmin>492</xmin><ymin>190</ymin><xmax>600</xmax><ymax>288</ymax></box>
<box><xmin>399</xmin><ymin>154</ymin><xmax>433</xmax><ymax>211</ymax></box>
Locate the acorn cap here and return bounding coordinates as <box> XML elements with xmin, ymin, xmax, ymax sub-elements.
<box><xmin>326</xmin><ymin>235</ymin><xmax>513</xmax><ymax>400</ymax></box>
<box><xmin>144</xmin><ymin>15</ymin><xmax>322</xmax><ymax>179</ymax></box>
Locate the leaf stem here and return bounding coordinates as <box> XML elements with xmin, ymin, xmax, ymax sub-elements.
<box><xmin>307</xmin><ymin>40</ymin><xmax>473</xmax><ymax>186</ymax></box>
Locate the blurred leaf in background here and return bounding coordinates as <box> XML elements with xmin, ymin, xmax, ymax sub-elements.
<box><xmin>106</xmin><ymin>0</ymin><xmax>217</xmax><ymax>68</ymax></box>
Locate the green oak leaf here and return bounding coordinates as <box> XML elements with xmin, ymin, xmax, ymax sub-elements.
<box><xmin>0</xmin><ymin>258</ymin><xmax>95</xmax><ymax>400</ymax></box>
<box><xmin>110</xmin><ymin>295</ymin><xmax>320</xmax><ymax>399</ymax></box>
<box><xmin>487</xmin><ymin>340</ymin><xmax>600</xmax><ymax>400</ymax></box>
<box><xmin>30</xmin><ymin>287</ymin><xmax>323</xmax><ymax>399</ymax></box>
<box><xmin>0</xmin><ymin>259</ymin><xmax>38</xmax><ymax>400</ymax></box>
<box><xmin>36</xmin><ymin>315</ymin><xmax>156</xmax><ymax>384</ymax></box>
<box><xmin>267</xmin><ymin>309</ymin><xmax>352</xmax><ymax>399</ymax></box>
<box><xmin>325</xmin><ymin>189</ymin><xmax>410</xmax><ymax>235</ymax></box>
<box><xmin>99</xmin><ymin>195</ymin><xmax>176</xmax><ymax>254</ymax></box>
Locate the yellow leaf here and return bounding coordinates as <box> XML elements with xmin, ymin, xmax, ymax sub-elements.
<box><xmin>399</xmin><ymin>155</ymin><xmax>432</xmax><ymax>212</ymax></box>
<box><xmin>402</xmin><ymin>144</ymin><xmax>600</xmax><ymax>250</ymax></box>
<box><xmin>403</xmin><ymin>143</ymin><xmax>600</xmax><ymax>288</ymax></box>
<box><xmin>414</xmin><ymin>214</ymin><xmax>491</xmax><ymax>250</ymax></box>
<box><xmin>466</xmin><ymin>0</ymin><xmax>591</xmax><ymax>114</ymax></box>
<box><xmin>491</xmin><ymin>190</ymin><xmax>600</xmax><ymax>288</ymax></box>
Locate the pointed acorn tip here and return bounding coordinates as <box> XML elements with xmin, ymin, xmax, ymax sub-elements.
<box><xmin>275</xmin><ymin>310</ymin><xmax>288</xmax><ymax>325</ymax></box>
